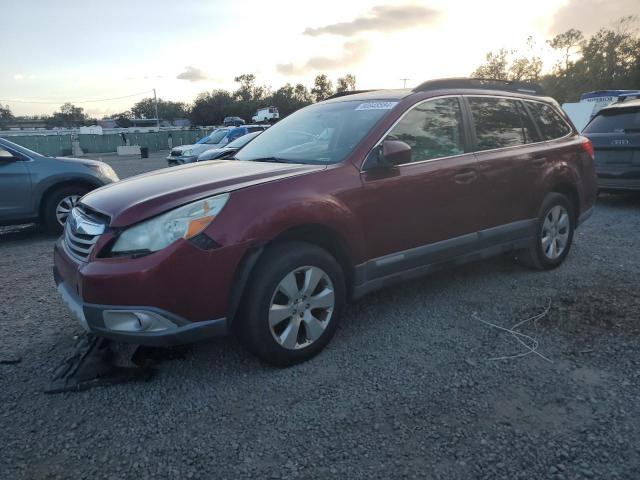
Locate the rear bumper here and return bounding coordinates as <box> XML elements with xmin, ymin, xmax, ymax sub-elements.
<box><xmin>597</xmin><ymin>178</ymin><xmax>640</xmax><ymax>191</ymax></box>
<box><xmin>54</xmin><ymin>274</ymin><xmax>228</xmax><ymax>346</ymax></box>
<box><xmin>596</xmin><ymin>168</ymin><xmax>640</xmax><ymax>191</ymax></box>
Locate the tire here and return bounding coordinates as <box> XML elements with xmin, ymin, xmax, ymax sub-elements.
<box><xmin>234</xmin><ymin>241</ymin><xmax>346</xmax><ymax>367</ymax></box>
<box><xmin>42</xmin><ymin>185</ymin><xmax>89</xmax><ymax>234</ymax></box>
<box><xmin>518</xmin><ymin>192</ymin><xmax>575</xmax><ymax>270</ymax></box>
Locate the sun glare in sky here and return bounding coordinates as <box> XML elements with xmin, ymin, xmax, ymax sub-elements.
<box><xmin>1</xmin><ymin>0</ymin><xmax>638</xmax><ymax>117</ymax></box>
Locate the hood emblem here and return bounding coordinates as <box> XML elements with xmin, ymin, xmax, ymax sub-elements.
<box><xmin>68</xmin><ymin>208</ymin><xmax>106</xmax><ymax>236</ymax></box>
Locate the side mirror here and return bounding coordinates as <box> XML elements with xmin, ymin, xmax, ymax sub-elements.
<box><xmin>365</xmin><ymin>140</ymin><xmax>412</xmax><ymax>170</ymax></box>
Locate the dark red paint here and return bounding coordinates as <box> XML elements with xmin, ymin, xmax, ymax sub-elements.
<box><xmin>53</xmin><ymin>88</ymin><xmax>598</xmax><ymax>324</ymax></box>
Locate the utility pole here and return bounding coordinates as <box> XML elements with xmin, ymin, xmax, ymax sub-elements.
<box><xmin>400</xmin><ymin>78</ymin><xmax>410</xmax><ymax>88</ymax></box>
<box><xmin>153</xmin><ymin>88</ymin><xmax>160</xmax><ymax>129</ymax></box>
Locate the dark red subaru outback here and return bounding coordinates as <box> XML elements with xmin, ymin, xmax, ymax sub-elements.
<box><xmin>54</xmin><ymin>79</ymin><xmax>597</xmax><ymax>366</ymax></box>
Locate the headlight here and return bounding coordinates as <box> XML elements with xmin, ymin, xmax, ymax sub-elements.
<box><xmin>86</xmin><ymin>163</ymin><xmax>119</xmax><ymax>181</ymax></box>
<box><xmin>182</xmin><ymin>149</ymin><xmax>193</xmax><ymax>157</ymax></box>
<box><xmin>111</xmin><ymin>193</ymin><xmax>229</xmax><ymax>255</ymax></box>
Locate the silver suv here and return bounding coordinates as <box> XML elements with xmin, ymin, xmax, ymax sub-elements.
<box><xmin>0</xmin><ymin>137</ymin><xmax>119</xmax><ymax>233</ymax></box>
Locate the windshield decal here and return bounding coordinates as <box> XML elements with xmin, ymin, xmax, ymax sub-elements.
<box><xmin>355</xmin><ymin>101</ymin><xmax>398</xmax><ymax>111</ymax></box>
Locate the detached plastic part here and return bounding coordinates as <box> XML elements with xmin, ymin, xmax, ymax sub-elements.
<box><xmin>45</xmin><ymin>334</ymin><xmax>155</xmax><ymax>394</ymax></box>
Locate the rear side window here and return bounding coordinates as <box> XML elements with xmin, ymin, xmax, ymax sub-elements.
<box><xmin>526</xmin><ymin>101</ymin><xmax>572</xmax><ymax>139</ymax></box>
<box><xmin>583</xmin><ymin>109</ymin><xmax>640</xmax><ymax>134</ymax></box>
<box><xmin>468</xmin><ymin>97</ymin><xmax>538</xmax><ymax>150</ymax></box>
<box><xmin>385</xmin><ymin>97</ymin><xmax>465</xmax><ymax>163</ymax></box>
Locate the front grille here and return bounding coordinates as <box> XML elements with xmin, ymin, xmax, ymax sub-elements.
<box><xmin>171</xmin><ymin>150</ymin><xmax>181</xmax><ymax>157</ymax></box>
<box><xmin>62</xmin><ymin>205</ymin><xmax>107</xmax><ymax>262</ymax></box>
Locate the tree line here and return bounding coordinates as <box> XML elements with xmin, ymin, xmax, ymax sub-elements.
<box><xmin>471</xmin><ymin>16</ymin><xmax>640</xmax><ymax>103</ymax></box>
<box><xmin>0</xmin><ymin>73</ymin><xmax>356</xmax><ymax>129</ymax></box>
<box><xmin>2</xmin><ymin>16</ymin><xmax>638</xmax><ymax>130</ymax></box>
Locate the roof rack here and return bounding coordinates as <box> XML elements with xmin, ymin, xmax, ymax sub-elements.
<box><xmin>615</xmin><ymin>92</ymin><xmax>640</xmax><ymax>103</ymax></box>
<box><xmin>412</xmin><ymin>78</ymin><xmax>544</xmax><ymax>95</ymax></box>
<box><xmin>325</xmin><ymin>90</ymin><xmax>375</xmax><ymax>100</ymax></box>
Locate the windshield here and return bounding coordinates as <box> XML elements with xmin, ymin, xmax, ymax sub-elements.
<box><xmin>227</xmin><ymin>131</ymin><xmax>260</xmax><ymax>149</ymax></box>
<box><xmin>196</xmin><ymin>129</ymin><xmax>228</xmax><ymax>145</ymax></box>
<box><xmin>584</xmin><ymin>109</ymin><xmax>640</xmax><ymax>133</ymax></box>
<box><xmin>0</xmin><ymin>138</ymin><xmax>43</xmax><ymax>158</ymax></box>
<box><xmin>235</xmin><ymin>100</ymin><xmax>395</xmax><ymax>164</ymax></box>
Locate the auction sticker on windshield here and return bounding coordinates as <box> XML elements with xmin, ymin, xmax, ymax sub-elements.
<box><xmin>355</xmin><ymin>102</ymin><xmax>398</xmax><ymax>110</ymax></box>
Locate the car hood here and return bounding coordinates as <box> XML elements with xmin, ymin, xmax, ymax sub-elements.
<box><xmin>47</xmin><ymin>156</ymin><xmax>104</xmax><ymax>167</ymax></box>
<box><xmin>198</xmin><ymin>147</ymin><xmax>235</xmax><ymax>161</ymax></box>
<box><xmin>172</xmin><ymin>143</ymin><xmax>220</xmax><ymax>156</ymax></box>
<box><xmin>81</xmin><ymin>160</ymin><xmax>325</xmax><ymax>227</ymax></box>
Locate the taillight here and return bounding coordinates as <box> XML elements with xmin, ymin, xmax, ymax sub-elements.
<box><xmin>581</xmin><ymin>138</ymin><xmax>595</xmax><ymax>160</ymax></box>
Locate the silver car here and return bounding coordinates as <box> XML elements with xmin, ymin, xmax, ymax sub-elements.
<box><xmin>166</xmin><ymin>128</ymin><xmax>232</xmax><ymax>165</ymax></box>
<box><xmin>0</xmin><ymin>137</ymin><xmax>118</xmax><ymax>233</ymax></box>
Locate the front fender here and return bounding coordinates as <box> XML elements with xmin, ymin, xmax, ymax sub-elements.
<box><xmin>208</xmin><ymin>167</ymin><xmax>366</xmax><ymax>263</ymax></box>
<box><xmin>30</xmin><ymin>172</ymin><xmax>106</xmax><ymax>213</ymax></box>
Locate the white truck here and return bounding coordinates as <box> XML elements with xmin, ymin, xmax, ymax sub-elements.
<box><xmin>252</xmin><ymin>106</ymin><xmax>279</xmax><ymax>124</ymax></box>
<box><xmin>562</xmin><ymin>90</ymin><xmax>640</xmax><ymax>132</ymax></box>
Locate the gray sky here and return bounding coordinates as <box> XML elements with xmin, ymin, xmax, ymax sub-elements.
<box><xmin>1</xmin><ymin>0</ymin><xmax>637</xmax><ymax>117</ymax></box>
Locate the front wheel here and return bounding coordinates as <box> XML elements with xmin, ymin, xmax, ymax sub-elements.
<box><xmin>518</xmin><ymin>192</ymin><xmax>575</xmax><ymax>270</ymax></box>
<box><xmin>235</xmin><ymin>241</ymin><xmax>346</xmax><ymax>366</ymax></box>
<box><xmin>42</xmin><ymin>185</ymin><xmax>89</xmax><ymax>234</ymax></box>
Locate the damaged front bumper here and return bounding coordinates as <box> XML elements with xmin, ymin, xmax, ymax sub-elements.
<box><xmin>54</xmin><ymin>273</ymin><xmax>228</xmax><ymax>347</ymax></box>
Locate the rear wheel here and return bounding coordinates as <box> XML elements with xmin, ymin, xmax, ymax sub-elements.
<box><xmin>518</xmin><ymin>192</ymin><xmax>575</xmax><ymax>270</ymax></box>
<box><xmin>235</xmin><ymin>241</ymin><xmax>346</xmax><ymax>366</ymax></box>
<box><xmin>42</xmin><ymin>185</ymin><xmax>89</xmax><ymax>234</ymax></box>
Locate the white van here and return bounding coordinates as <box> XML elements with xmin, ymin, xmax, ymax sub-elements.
<box><xmin>252</xmin><ymin>106</ymin><xmax>279</xmax><ymax>123</ymax></box>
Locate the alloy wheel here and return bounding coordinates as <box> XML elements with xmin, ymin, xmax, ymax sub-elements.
<box><xmin>55</xmin><ymin>195</ymin><xmax>80</xmax><ymax>226</ymax></box>
<box><xmin>268</xmin><ymin>266</ymin><xmax>335</xmax><ymax>350</ymax></box>
<box><xmin>541</xmin><ymin>205</ymin><xmax>570</xmax><ymax>260</ymax></box>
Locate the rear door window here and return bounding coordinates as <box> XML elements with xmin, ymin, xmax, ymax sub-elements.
<box><xmin>526</xmin><ymin>101</ymin><xmax>572</xmax><ymax>139</ymax></box>
<box><xmin>468</xmin><ymin>97</ymin><xmax>538</xmax><ymax>150</ymax></box>
<box><xmin>384</xmin><ymin>97</ymin><xmax>465</xmax><ymax>163</ymax></box>
<box><xmin>583</xmin><ymin>110</ymin><xmax>640</xmax><ymax>134</ymax></box>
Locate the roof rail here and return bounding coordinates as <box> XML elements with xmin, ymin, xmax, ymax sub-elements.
<box><xmin>325</xmin><ymin>89</ymin><xmax>375</xmax><ymax>100</ymax></box>
<box><xmin>412</xmin><ymin>77</ymin><xmax>544</xmax><ymax>95</ymax></box>
<box><xmin>615</xmin><ymin>92</ymin><xmax>640</xmax><ymax>103</ymax></box>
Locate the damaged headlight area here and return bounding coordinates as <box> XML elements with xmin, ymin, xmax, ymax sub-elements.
<box><xmin>111</xmin><ymin>193</ymin><xmax>229</xmax><ymax>256</ymax></box>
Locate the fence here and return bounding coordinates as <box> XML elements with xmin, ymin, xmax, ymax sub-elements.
<box><xmin>1</xmin><ymin>129</ymin><xmax>213</xmax><ymax>157</ymax></box>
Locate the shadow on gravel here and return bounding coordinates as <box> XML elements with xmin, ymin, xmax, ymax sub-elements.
<box><xmin>543</xmin><ymin>281</ymin><xmax>640</xmax><ymax>337</ymax></box>
<box><xmin>0</xmin><ymin>223</ymin><xmax>54</xmax><ymax>243</ymax></box>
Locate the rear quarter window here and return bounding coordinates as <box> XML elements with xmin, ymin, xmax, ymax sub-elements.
<box><xmin>526</xmin><ymin>101</ymin><xmax>572</xmax><ymax>140</ymax></box>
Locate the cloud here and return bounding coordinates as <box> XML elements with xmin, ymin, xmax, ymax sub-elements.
<box><xmin>13</xmin><ymin>73</ymin><xmax>37</xmax><ymax>80</ymax></box>
<box><xmin>176</xmin><ymin>66</ymin><xmax>208</xmax><ymax>82</ymax></box>
<box><xmin>551</xmin><ymin>0</ymin><xmax>639</xmax><ymax>34</ymax></box>
<box><xmin>276</xmin><ymin>39</ymin><xmax>370</xmax><ymax>75</ymax></box>
<box><xmin>303</xmin><ymin>4</ymin><xmax>442</xmax><ymax>37</ymax></box>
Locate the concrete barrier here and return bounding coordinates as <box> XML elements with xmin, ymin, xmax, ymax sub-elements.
<box><xmin>117</xmin><ymin>145</ymin><xmax>141</xmax><ymax>156</ymax></box>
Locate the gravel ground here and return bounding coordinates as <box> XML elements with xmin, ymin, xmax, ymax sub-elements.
<box><xmin>1</xmin><ymin>152</ymin><xmax>639</xmax><ymax>479</ymax></box>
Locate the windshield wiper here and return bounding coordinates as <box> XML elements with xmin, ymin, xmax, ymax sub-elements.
<box><xmin>245</xmin><ymin>157</ymin><xmax>295</xmax><ymax>164</ymax></box>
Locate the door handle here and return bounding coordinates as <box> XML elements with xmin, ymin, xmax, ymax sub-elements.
<box><xmin>454</xmin><ymin>170</ymin><xmax>477</xmax><ymax>184</ymax></box>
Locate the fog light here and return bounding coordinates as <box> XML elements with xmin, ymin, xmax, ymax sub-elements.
<box><xmin>103</xmin><ymin>310</ymin><xmax>177</xmax><ymax>333</ymax></box>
